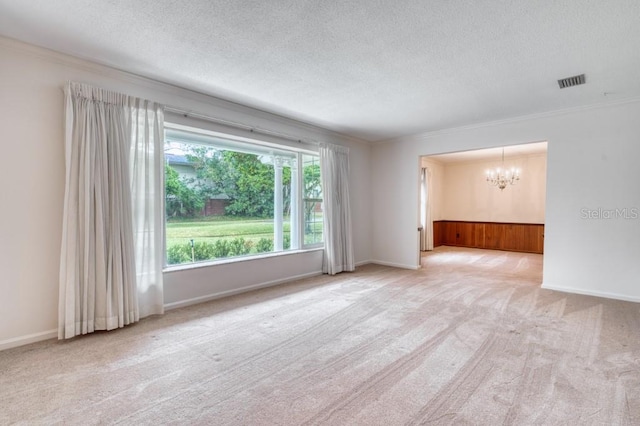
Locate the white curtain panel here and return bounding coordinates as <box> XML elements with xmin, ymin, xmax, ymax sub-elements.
<box><xmin>130</xmin><ymin>100</ymin><xmax>165</xmax><ymax>318</ymax></box>
<box><xmin>420</xmin><ymin>167</ymin><xmax>434</xmax><ymax>251</ymax></box>
<box><xmin>319</xmin><ymin>142</ymin><xmax>355</xmax><ymax>275</ymax></box>
<box><xmin>59</xmin><ymin>82</ymin><xmax>164</xmax><ymax>339</ymax></box>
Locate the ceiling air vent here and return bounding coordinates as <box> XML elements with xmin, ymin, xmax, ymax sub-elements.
<box><xmin>557</xmin><ymin>74</ymin><xmax>586</xmax><ymax>89</ymax></box>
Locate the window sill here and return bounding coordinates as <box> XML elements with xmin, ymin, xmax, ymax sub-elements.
<box><xmin>163</xmin><ymin>246</ymin><xmax>324</xmax><ymax>273</ymax></box>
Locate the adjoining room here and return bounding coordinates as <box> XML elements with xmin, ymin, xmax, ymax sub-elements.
<box><xmin>419</xmin><ymin>142</ymin><xmax>547</xmax><ymax>281</ymax></box>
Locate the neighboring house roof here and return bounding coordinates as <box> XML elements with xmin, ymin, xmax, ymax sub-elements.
<box><xmin>165</xmin><ymin>154</ymin><xmax>229</xmax><ymax>200</ymax></box>
<box><xmin>166</xmin><ymin>153</ymin><xmax>192</xmax><ymax>166</ymax></box>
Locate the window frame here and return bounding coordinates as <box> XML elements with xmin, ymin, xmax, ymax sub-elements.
<box><xmin>301</xmin><ymin>153</ymin><xmax>323</xmax><ymax>247</ymax></box>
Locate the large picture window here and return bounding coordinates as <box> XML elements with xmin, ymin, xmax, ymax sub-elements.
<box><xmin>164</xmin><ymin>126</ymin><xmax>322</xmax><ymax>266</ymax></box>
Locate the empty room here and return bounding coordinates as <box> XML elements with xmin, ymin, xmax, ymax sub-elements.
<box><xmin>1</xmin><ymin>1</ymin><xmax>639</xmax><ymax>424</ymax></box>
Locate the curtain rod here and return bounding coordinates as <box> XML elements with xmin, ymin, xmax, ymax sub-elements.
<box><xmin>164</xmin><ymin>106</ymin><xmax>319</xmax><ymax>146</ymax></box>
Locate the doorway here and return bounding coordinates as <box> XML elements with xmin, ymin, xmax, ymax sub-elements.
<box><xmin>419</xmin><ymin>142</ymin><xmax>548</xmax><ymax>279</ymax></box>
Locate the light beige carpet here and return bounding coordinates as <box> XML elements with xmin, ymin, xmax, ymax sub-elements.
<box><xmin>1</xmin><ymin>247</ymin><xmax>639</xmax><ymax>425</ymax></box>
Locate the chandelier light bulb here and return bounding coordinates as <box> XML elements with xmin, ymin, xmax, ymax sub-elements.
<box><xmin>486</xmin><ymin>148</ymin><xmax>520</xmax><ymax>190</ymax></box>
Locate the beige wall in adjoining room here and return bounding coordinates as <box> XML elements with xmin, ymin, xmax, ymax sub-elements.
<box><xmin>440</xmin><ymin>153</ymin><xmax>546</xmax><ymax>223</ymax></box>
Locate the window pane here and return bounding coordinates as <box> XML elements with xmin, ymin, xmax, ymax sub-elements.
<box><xmin>165</xmin><ymin>129</ymin><xmax>295</xmax><ymax>265</ymax></box>
<box><xmin>302</xmin><ymin>154</ymin><xmax>323</xmax><ymax>246</ymax></box>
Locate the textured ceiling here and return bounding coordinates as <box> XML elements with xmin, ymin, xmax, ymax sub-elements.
<box><xmin>1</xmin><ymin>1</ymin><xmax>639</xmax><ymax>142</ymax></box>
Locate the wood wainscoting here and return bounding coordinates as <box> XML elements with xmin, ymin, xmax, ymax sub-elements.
<box><xmin>433</xmin><ymin>220</ymin><xmax>544</xmax><ymax>254</ymax></box>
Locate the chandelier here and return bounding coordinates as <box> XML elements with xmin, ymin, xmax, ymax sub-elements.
<box><xmin>486</xmin><ymin>148</ymin><xmax>520</xmax><ymax>190</ymax></box>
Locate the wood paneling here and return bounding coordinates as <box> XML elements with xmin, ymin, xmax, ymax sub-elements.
<box><xmin>484</xmin><ymin>223</ymin><xmax>504</xmax><ymax>250</ymax></box>
<box><xmin>525</xmin><ymin>225</ymin><xmax>544</xmax><ymax>254</ymax></box>
<box><xmin>445</xmin><ymin>221</ymin><xmax>457</xmax><ymax>247</ymax></box>
<box><xmin>433</xmin><ymin>221</ymin><xmax>444</xmax><ymax>247</ymax></box>
<box><xmin>504</xmin><ymin>224</ymin><xmax>525</xmax><ymax>252</ymax></box>
<box><xmin>432</xmin><ymin>220</ymin><xmax>544</xmax><ymax>254</ymax></box>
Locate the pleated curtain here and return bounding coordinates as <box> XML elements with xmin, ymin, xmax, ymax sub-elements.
<box><xmin>319</xmin><ymin>142</ymin><xmax>355</xmax><ymax>275</ymax></box>
<box><xmin>58</xmin><ymin>82</ymin><xmax>164</xmax><ymax>339</ymax></box>
<box><xmin>130</xmin><ymin>98</ymin><xmax>165</xmax><ymax>319</ymax></box>
<box><xmin>420</xmin><ymin>167</ymin><xmax>434</xmax><ymax>251</ymax></box>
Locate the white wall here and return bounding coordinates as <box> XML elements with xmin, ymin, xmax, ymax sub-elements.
<box><xmin>0</xmin><ymin>38</ymin><xmax>372</xmax><ymax>349</ymax></box>
<box><xmin>372</xmin><ymin>101</ymin><xmax>640</xmax><ymax>302</ymax></box>
<box><xmin>439</xmin><ymin>154</ymin><xmax>546</xmax><ymax>223</ymax></box>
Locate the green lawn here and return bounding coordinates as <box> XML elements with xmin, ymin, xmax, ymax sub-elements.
<box><xmin>166</xmin><ymin>217</ymin><xmax>290</xmax><ymax>247</ymax></box>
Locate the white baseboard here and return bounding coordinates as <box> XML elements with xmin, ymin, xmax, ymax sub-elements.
<box><xmin>355</xmin><ymin>260</ymin><xmax>373</xmax><ymax>267</ymax></box>
<box><xmin>0</xmin><ymin>329</ymin><xmax>57</xmax><ymax>352</ymax></box>
<box><xmin>541</xmin><ymin>282</ymin><xmax>640</xmax><ymax>303</ymax></box>
<box><xmin>369</xmin><ymin>260</ymin><xmax>420</xmax><ymax>270</ymax></box>
<box><xmin>164</xmin><ymin>270</ymin><xmax>324</xmax><ymax>311</ymax></box>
